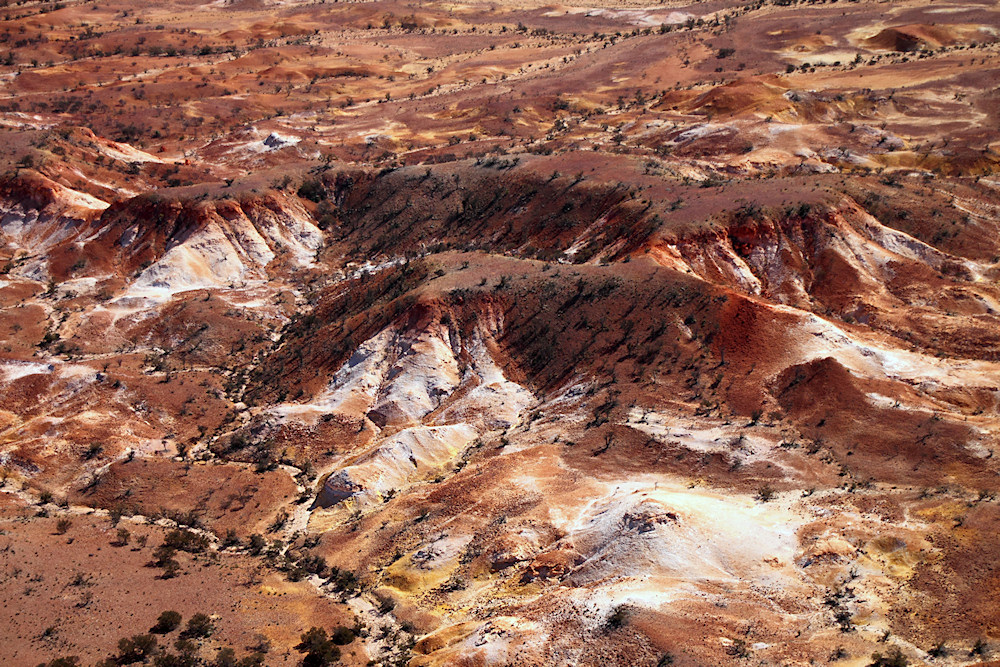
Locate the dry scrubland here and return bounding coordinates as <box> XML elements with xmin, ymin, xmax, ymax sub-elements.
<box><xmin>1</xmin><ymin>0</ymin><xmax>1000</xmax><ymax>665</ymax></box>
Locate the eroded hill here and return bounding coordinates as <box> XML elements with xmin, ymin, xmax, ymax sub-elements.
<box><xmin>1</xmin><ymin>0</ymin><xmax>1000</xmax><ymax>665</ymax></box>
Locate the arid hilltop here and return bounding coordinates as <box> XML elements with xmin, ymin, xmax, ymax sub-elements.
<box><xmin>1</xmin><ymin>0</ymin><xmax>1000</xmax><ymax>665</ymax></box>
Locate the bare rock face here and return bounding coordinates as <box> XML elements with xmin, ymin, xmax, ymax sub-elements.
<box><xmin>487</xmin><ymin>532</ymin><xmax>540</xmax><ymax>572</ymax></box>
<box><xmin>622</xmin><ymin>506</ymin><xmax>678</xmax><ymax>533</ymax></box>
<box><xmin>864</xmin><ymin>23</ymin><xmax>992</xmax><ymax>52</ymax></box>
<box><xmin>521</xmin><ymin>546</ymin><xmax>585</xmax><ymax>583</ymax></box>
<box><xmin>319</xmin><ymin>423</ymin><xmax>479</xmax><ymax>505</ymax></box>
<box><xmin>298</xmin><ymin>316</ymin><xmax>534</xmax><ymax>508</ymax></box>
<box><xmin>121</xmin><ymin>195</ymin><xmax>321</xmax><ymax>300</ymax></box>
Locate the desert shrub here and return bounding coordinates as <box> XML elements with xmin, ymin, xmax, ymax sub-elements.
<box><xmin>152</xmin><ymin>653</ymin><xmax>196</xmax><ymax>667</ymax></box>
<box><xmin>928</xmin><ymin>643</ymin><xmax>947</xmax><ymax>658</ymax></box>
<box><xmin>606</xmin><ymin>605</ymin><xmax>630</xmax><ymax>629</ymax></box>
<box><xmin>756</xmin><ymin>484</ymin><xmax>776</xmax><ymax>502</ymax></box>
<box><xmin>727</xmin><ymin>638</ymin><xmax>751</xmax><ymax>658</ymax></box>
<box><xmin>212</xmin><ymin>648</ymin><xmax>236</xmax><ymax>667</ymax></box>
<box><xmin>377</xmin><ymin>595</ymin><xmax>396</xmax><ymax>614</ymax></box>
<box><xmin>297</xmin><ymin>178</ymin><xmax>326</xmax><ymax>203</ymax></box>
<box><xmin>298</xmin><ymin>554</ymin><xmax>327</xmax><ymax>577</ymax></box>
<box><xmin>327</xmin><ymin>567</ymin><xmax>358</xmax><ymax>593</ymax></box>
<box><xmin>37</xmin><ymin>658</ymin><xmax>81</xmax><ymax>667</ymax></box>
<box><xmin>152</xmin><ymin>610</ymin><xmax>182</xmax><ymax>634</ymax></box>
<box><xmin>869</xmin><ymin>649</ymin><xmax>907</xmax><ymax>667</ymax></box>
<box><xmin>237</xmin><ymin>653</ymin><xmax>265</xmax><ymax>667</ymax></box>
<box><xmin>247</xmin><ymin>533</ymin><xmax>266</xmax><ymax>555</ymax></box>
<box><xmin>153</xmin><ymin>544</ymin><xmax>177</xmax><ymax>566</ymax></box>
<box><xmin>162</xmin><ymin>529</ymin><xmax>209</xmax><ymax>553</ymax></box>
<box><xmin>330</xmin><ymin>626</ymin><xmax>355</xmax><ymax>645</ymax></box>
<box><xmin>295</xmin><ymin>627</ymin><xmax>340</xmax><ymax>667</ymax></box>
<box><xmin>153</xmin><ymin>545</ymin><xmax>181</xmax><ymax>578</ymax></box>
<box><xmin>56</xmin><ymin>518</ymin><xmax>73</xmax><ymax>534</ymax></box>
<box><xmin>184</xmin><ymin>613</ymin><xmax>214</xmax><ymax>638</ymax></box>
<box><xmin>174</xmin><ymin>638</ymin><xmax>198</xmax><ymax>658</ymax></box>
<box><xmin>268</xmin><ymin>510</ymin><xmax>289</xmax><ymax>532</ymax></box>
<box><xmin>117</xmin><ymin>634</ymin><xmax>157</xmax><ymax>664</ymax></box>
<box><xmin>161</xmin><ymin>510</ymin><xmax>201</xmax><ymax>529</ymax></box>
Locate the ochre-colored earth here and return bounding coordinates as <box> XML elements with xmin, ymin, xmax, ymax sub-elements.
<box><xmin>1</xmin><ymin>0</ymin><xmax>1000</xmax><ymax>665</ymax></box>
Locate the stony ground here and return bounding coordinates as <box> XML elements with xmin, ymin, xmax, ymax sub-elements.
<box><xmin>1</xmin><ymin>0</ymin><xmax>1000</xmax><ymax>665</ymax></box>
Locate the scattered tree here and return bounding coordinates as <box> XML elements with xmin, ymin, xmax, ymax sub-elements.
<box><xmin>183</xmin><ymin>613</ymin><xmax>214</xmax><ymax>638</ymax></box>
<box><xmin>295</xmin><ymin>627</ymin><xmax>341</xmax><ymax>667</ymax></box>
<box><xmin>330</xmin><ymin>626</ymin><xmax>356</xmax><ymax>645</ymax></box>
<box><xmin>152</xmin><ymin>611</ymin><xmax>182</xmax><ymax>634</ymax></box>
<box><xmin>116</xmin><ymin>634</ymin><xmax>158</xmax><ymax>664</ymax></box>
